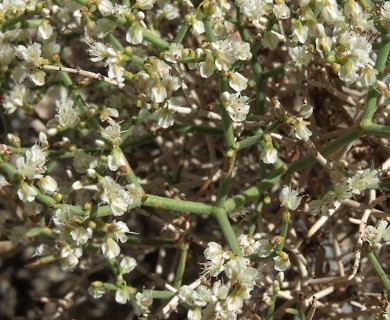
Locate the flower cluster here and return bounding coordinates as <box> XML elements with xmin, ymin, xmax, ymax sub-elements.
<box><xmin>363</xmin><ymin>220</ymin><xmax>390</xmax><ymax>247</ymax></box>
<box><xmin>98</xmin><ymin>176</ymin><xmax>142</xmax><ymax>216</ymax></box>
<box><xmin>181</xmin><ymin>237</ymin><xmax>291</xmax><ymax>319</ymax></box>
<box><xmin>308</xmin><ymin>168</ymin><xmax>379</xmax><ymax>216</ymax></box>
<box><xmin>15</xmin><ymin>134</ymin><xmax>57</xmax><ymax>202</ymax></box>
<box><xmin>181</xmin><ymin>242</ymin><xmax>259</xmax><ymax>319</ymax></box>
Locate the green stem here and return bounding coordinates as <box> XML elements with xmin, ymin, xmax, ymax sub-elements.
<box><xmin>248</xmin><ymin>199</ymin><xmax>263</xmax><ymax>235</ymax></box>
<box><xmin>118</xmin><ymin>147</ymin><xmax>143</xmax><ymax>190</ymax></box>
<box><xmin>366</xmin><ymin>250</ymin><xmax>390</xmax><ymax>297</ymax></box>
<box><xmin>359</xmin><ymin>33</ymin><xmax>390</xmax><ymax>123</ymax></box>
<box><xmin>174</xmin><ymin>25</ymin><xmax>189</xmax><ymax>44</ymax></box>
<box><xmin>204</xmin><ymin>19</ymin><xmax>215</xmax><ymax>42</ymax></box>
<box><xmin>1</xmin><ymin>12</ymin><xmax>36</xmax><ymax>31</ymax></box>
<box><xmin>266</xmin><ymin>284</ymin><xmax>279</xmax><ymax>320</ymax></box>
<box><xmin>213</xmin><ymin>208</ymin><xmax>241</xmax><ymax>256</ymax></box>
<box><xmin>275</xmin><ymin>211</ymin><xmax>290</xmax><ymax>252</ymax></box>
<box><xmin>142</xmin><ymin>29</ymin><xmax>169</xmax><ymax>50</ymax></box>
<box><xmin>173</xmin><ymin>241</ymin><xmax>189</xmax><ymax>288</ymax></box>
<box><xmin>143</xmin><ymin>194</ymin><xmax>214</xmax><ymax>215</ymax></box>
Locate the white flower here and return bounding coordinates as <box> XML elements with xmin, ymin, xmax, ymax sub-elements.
<box><xmin>88</xmin><ymin>281</ymin><xmax>105</xmax><ymax>299</ymax></box>
<box><xmin>99</xmin><ymin>176</ymin><xmax>136</xmax><ymax>215</ymax></box>
<box><xmin>291</xmin><ymin>20</ymin><xmax>308</xmax><ymax>44</ymax></box>
<box><xmin>55</xmin><ymin>98</ymin><xmax>78</xmax><ymax>127</ymax></box>
<box><xmin>0</xmin><ymin>43</ymin><xmax>14</xmax><ymax>67</ymax></box>
<box><xmin>115</xmin><ymin>285</ymin><xmax>130</xmax><ymax>304</ymax></box>
<box><xmin>38</xmin><ymin>20</ymin><xmax>53</xmax><ymax>40</ymax></box>
<box><xmin>188</xmin><ymin>307</ymin><xmax>202</xmax><ymax>320</ymax></box>
<box><xmin>290</xmin><ymin>45</ymin><xmax>313</xmax><ymax>68</ymax></box>
<box><xmin>120</xmin><ymin>256</ymin><xmax>137</xmax><ymax>274</ymax></box>
<box><xmin>261</xmin><ymin>30</ymin><xmax>280</xmax><ymax>50</ymax></box>
<box><xmin>107</xmin><ymin>147</ymin><xmax>127</xmax><ymax>171</ymax></box>
<box><xmin>279</xmin><ymin>186</ymin><xmax>302</xmax><ymax>211</ymax></box>
<box><xmin>212</xmin><ymin>40</ymin><xmax>236</xmax><ymax>71</ymax></box>
<box><xmin>254</xmin><ymin>239</ymin><xmax>273</xmax><ymax>257</ymax></box>
<box><xmin>135</xmin><ymin>0</ymin><xmax>155</xmax><ymax>10</ymax></box>
<box><xmin>338</xmin><ymin>61</ymin><xmax>359</xmax><ymax>85</ymax></box>
<box><xmin>3</xmin><ymin>84</ymin><xmax>32</xmax><ymax>114</ymax></box>
<box><xmin>260</xmin><ymin>142</ymin><xmax>278</xmax><ymax>164</ymax></box>
<box><xmin>70</xmin><ymin>226</ymin><xmax>93</xmax><ymax>246</ymax></box>
<box><xmin>179</xmin><ymin>285</ymin><xmax>197</xmax><ymax>305</ymax></box>
<box><xmin>98</xmin><ymin>107</ymin><xmax>119</xmax><ymax>123</ymax></box>
<box><xmin>86</xmin><ymin>41</ymin><xmax>111</xmax><ymax>62</ymax></box>
<box><xmin>273</xmin><ymin>1</ymin><xmax>290</xmax><ymax>19</ymax></box>
<box><xmin>212</xmin><ymin>281</ymin><xmax>230</xmax><ymax>300</ymax></box>
<box><xmin>380</xmin><ymin>2</ymin><xmax>390</xmax><ymax>30</ymax></box>
<box><xmin>347</xmin><ymin>168</ymin><xmax>379</xmax><ymax>195</ymax></box>
<box><xmin>101</xmin><ymin>122</ymin><xmax>122</xmax><ymax>146</ymax></box>
<box><xmin>107</xmin><ymin>63</ymin><xmax>125</xmax><ymax>83</ymax></box>
<box><xmin>151</xmin><ymin>82</ymin><xmax>167</xmax><ymax>103</ymax></box>
<box><xmin>163</xmin><ymin>43</ymin><xmax>183</xmax><ymax>63</ymax></box>
<box><xmin>291</xmin><ymin>118</ymin><xmax>312</xmax><ymax>141</ymax></box>
<box><xmin>53</xmin><ymin>206</ymin><xmax>74</xmax><ymax>230</ymax></box>
<box><xmin>237</xmin><ymin>234</ymin><xmax>255</xmax><ymax>256</ymax></box>
<box><xmin>308</xmin><ymin>198</ymin><xmax>329</xmax><ymax>216</ymax></box>
<box><xmin>358</xmin><ymin>65</ymin><xmax>378</xmax><ymax>87</ymax></box>
<box><xmin>15</xmin><ymin>43</ymin><xmax>43</xmax><ymax>69</ymax></box>
<box><xmin>96</xmin><ymin>0</ymin><xmax>113</xmax><ymax>16</ymax></box>
<box><xmin>363</xmin><ymin>220</ymin><xmax>390</xmax><ymax>246</ymax></box>
<box><xmin>126</xmin><ymin>22</ymin><xmax>144</xmax><ymax>44</ymax></box>
<box><xmin>60</xmin><ymin>245</ymin><xmax>83</xmax><ymax>271</ymax></box>
<box><xmin>17</xmin><ymin>182</ymin><xmax>37</xmax><ymax>202</ymax></box>
<box><xmin>155</xmin><ymin>103</ymin><xmax>175</xmax><ymax>129</ymax></box>
<box><xmin>38</xmin><ymin>175</ymin><xmax>58</xmax><ymax>194</ymax></box>
<box><xmin>102</xmin><ymin>236</ymin><xmax>121</xmax><ymax>258</ymax></box>
<box><xmin>193</xmin><ymin>285</ymin><xmax>212</xmax><ymax>307</ymax></box>
<box><xmin>199</xmin><ymin>49</ymin><xmax>215</xmax><ymax>78</ymax></box>
<box><xmin>204</xmin><ymin>242</ymin><xmax>227</xmax><ymax>264</ymax></box>
<box><xmin>221</xmin><ymin>92</ymin><xmax>250</xmax><ymax>122</ymax></box>
<box><xmin>30</xmin><ymin>70</ymin><xmax>46</xmax><ymax>86</ymax></box>
<box><xmin>108</xmin><ymin>220</ymin><xmax>131</xmax><ymax>243</ymax></box>
<box><xmin>228</xmin><ymin>71</ymin><xmax>248</xmax><ymax>92</ymax></box>
<box><xmin>274</xmin><ymin>251</ymin><xmax>291</xmax><ymax>271</ymax></box>
<box><xmin>135</xmin><ymin>291</ymin><xmax>153</xmax><ymax>314</ymax></box>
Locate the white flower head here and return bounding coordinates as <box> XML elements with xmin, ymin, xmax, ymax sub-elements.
<box><xmin>135</xmin><ymin>291</ymin><xmax>153</xmax><ymax>315</ymax></box>
<box><xmin>363</xmin><ymin>220</ymin><xmax>390</xmax><ymax>246</ymax></box>
<box><xmin>274</xmin><ymin>251</ymin><xmax>291</xmax><ymax>271</ymax></box>
<box><xmin>96</xmin><ymin>0</ymin><xmax>113</xmax><ymax>16</ymax></box>
<box><xmin>55</xmin><ymin>98</ymin><xmax>78</xmax><ymax>127</ymax></box>
<box><xmin>102</xmin><ymin>236</ymin><xmax>121</xmax><ymax>259</ymax></box>
<box><xmin>101</xmin><ymin>122</ymin><xmax>122</xmax><ymax>146</ymax></box>
<box><xmin>155</xmin><ymin>103</ymin><xmax>175</xmax><ymax>129</ymax></box>
<box><xmin>38</xmin><ymin>20</ymin><xmax>53</xmax><ymax>40</ymax></box>
<box><xmin>107</xmin><ymin>147</ymin><xmax>127</xmax><ymax>172</ymax></box>
<box><xmin>260</xmin><ymin>141</ymin><xmax>278</xmax><ymax>164</ymax></box>
<box><xmin>279</xmin><ymin>186</ymin><xmax>302</xmax><ymax>211</ymax></box>
<box><xmin>221</xmin><ymin>92</ymin><xmax>250</xmax><ymax>122</ymax></box>
<box><xmin>120</xmin><ymin>256</ymin><xmax>137</xmax><ymax>274</ymax></box>
<box><xmin>17</xmin><ymin>182</ymin><xmax>37</xmax><ymax>202</ymax></box>
<box><xmin>38</xmin><ymin>175</ymin><xmax>58</xmax><ymax>194</ymax></box>
<box><xmin>348</xmin><ymin>168</ymin><xmax>379</xmax><ymax>195</ymax></box>
<box><xmin>88</xmin><ymin>281</ymin><xmax>105</xmax><ymax>299</ymax></box>
<box><xmin>254</xmin><ymin>239</ymin><xmax>274</xmax><ymax>258</ymax></box>
<box><xmin>228</xmin><ymin>71</ymin><xmax>248</xmax><ymax>92</ymax></box>
<box><xmin>15</xmin><ymin>43</ymin><xmax>43</xmax><ymax>69</ymax></box>
<box><xmin>115</xmin><ymin>285</ymin><xmax>130</xmax><ymax>304</ymax></box>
